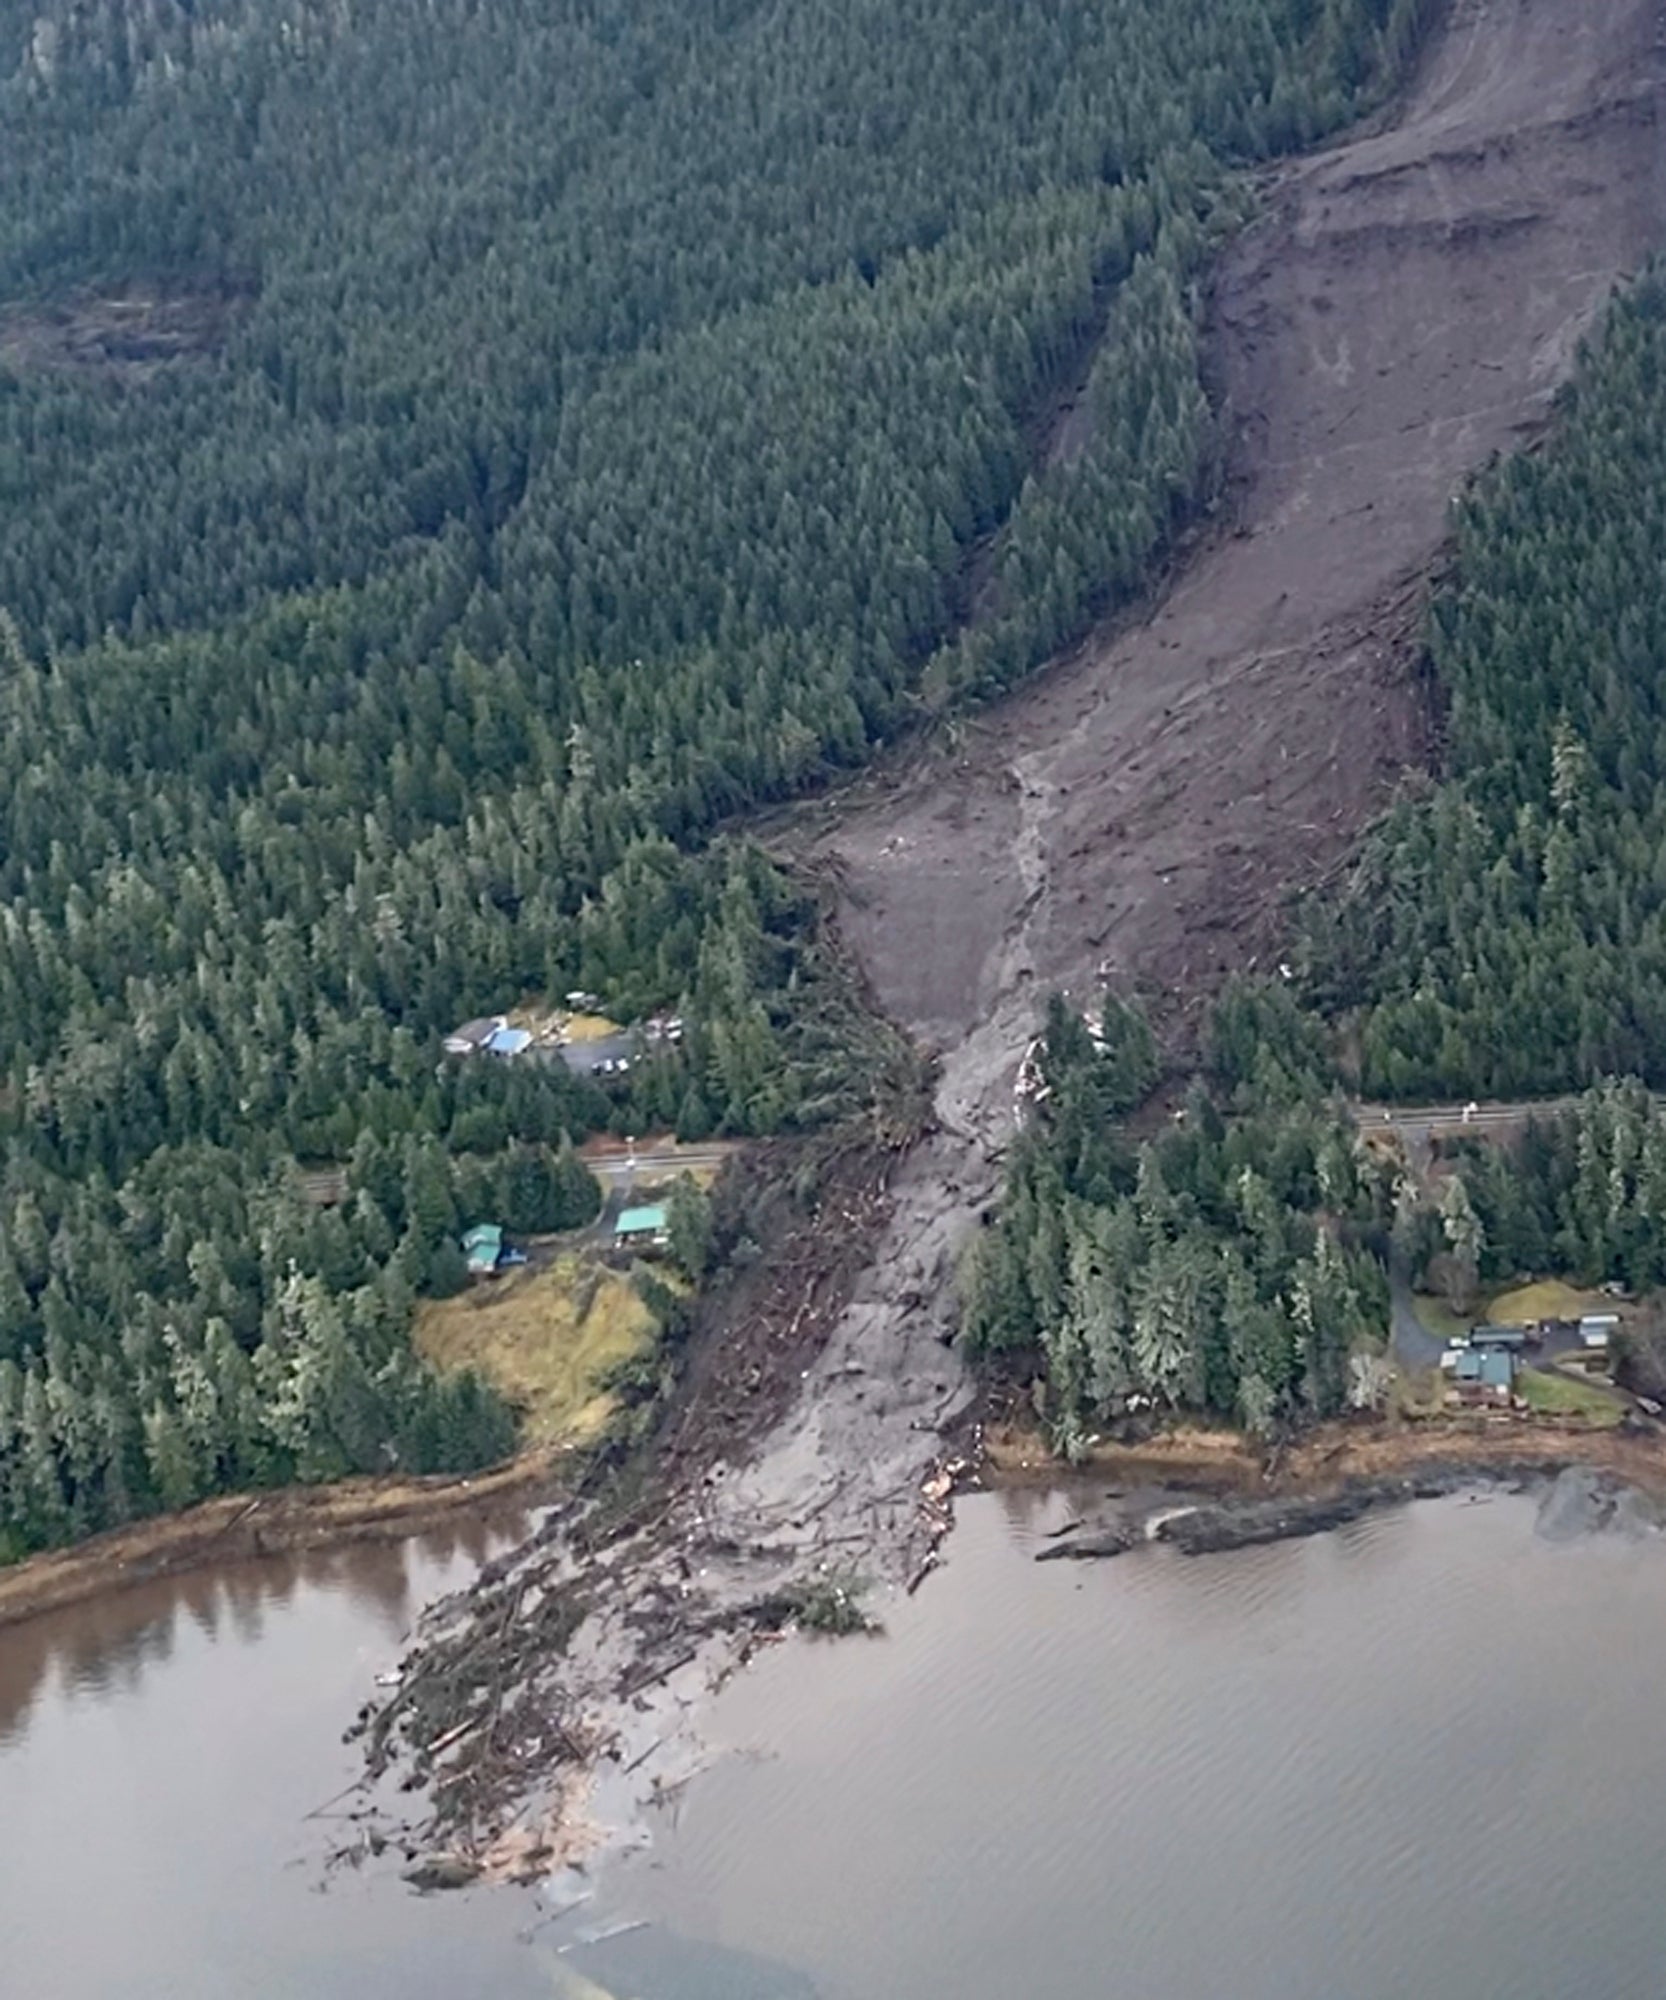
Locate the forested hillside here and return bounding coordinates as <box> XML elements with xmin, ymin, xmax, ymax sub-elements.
<box><xmin>962</xmin><ymin>989</ymin><xmax>1392</xmax><ymax>1445</ymax></box>
<box><xmin>2</xmin><ymin>0</ymin><xmax>1429</xmax><ymax>661</ymax></box>
<box><xmin>0</xmin><ymin>0</ymin><xmax>1433</xmax><ymax>1556</ymax></box>
<box><xmin>1447</xmin><ymin>1080</ymin><xmax>1666</xmax><ymax>1296</ymax></box>
<box><xmin>970</xmin><ymin>272</ymin><xmax>1666</xmax><ymax>1440</ymax></box>
<box><xmin>1309</xmin><ymin>273</ymin><xmax>1666</xmax><ymax>1096</ymax></box>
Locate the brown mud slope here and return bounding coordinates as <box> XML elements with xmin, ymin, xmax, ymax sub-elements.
<box><xmin>773</xmin><ymin>0</ymin><xmax>1663</xmax><ymax>1494</ymax></box>
<box><xmin>362</xmin><ymin>0</ymin><xmax>1661</xmax><ymax>1866</ymax></box>
<box><xmin>749</xmin><ymin>0</ymin><xmax>1663</xmax><ymax>1562</ymax></box>
<box><xmin>837</xmin><ymin>0</ymin><xmax>1660</xmax><ymax>1072</ymax></box>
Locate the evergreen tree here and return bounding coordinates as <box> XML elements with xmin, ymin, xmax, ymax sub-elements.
<box><xmin>666</xmin><ymin>1174</ymin><xmax>715</xmax><ymax>1284</ymax></box>
<box><xmin>550</xmin><ymin>1136</ymin><xmax>604</xmax><ymax>1232</ymax></box>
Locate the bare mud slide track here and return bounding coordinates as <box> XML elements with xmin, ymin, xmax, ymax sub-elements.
<box><xmin>756</xmin><ymin>0</ymin><xmax>1663</xmax><ymax>1546</ymax></box>
<box><xmin>372</xmin><ymin>0</ymin><xmax>1662</xmax><ymax>1865</ymax></box>
<box><xmin>835</xmin><ymin>0</ymin><xmax>1663</xmax><ymax>1071</ymax></box>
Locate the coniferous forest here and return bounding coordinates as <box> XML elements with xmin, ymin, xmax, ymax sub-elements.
<box><xmin>1312</xmin><ymin>271</ymin><xmax>1666</xmax><ymax>1097</ymax></box>
<box><xmin>973</xmin><ymin>274</ymin><xmax>1666</xmax><ymax>1444</ymax></box>
<box><xmin>962</xmin><ymin>986</ymin><xmax>1394</xmax><ymax>1442</ymax></box>
<box><xmin>0</xmin><ymin>0</ymin><xmax>1438</xmax><ymax>1554</ymax></box>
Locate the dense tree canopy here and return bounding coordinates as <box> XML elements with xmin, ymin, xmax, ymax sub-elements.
<box><xmin>972</xmin><ymin>273</ymin><xmax>1666</xmax><ymax>1435</ymax></box>
<box><xmin>1451</xmin><ymin>1080</ymin><xmax>1666</xmax><ymax>1297</ymax></box>
<box><xmin>1</xmin><ymin>0</ymin><xmax>1429</xmax><ymax>659</ymax></box>
<box><xmin>1309</xmin><ymin>272</ymin><xmax>1666</xmax><ymax>1096</ymax></box>
<box><xmin>963</xmin><ymin>988</ymin><xmax>1391</xmax><ymax>1447</ymax></box>
<box><xmin>0</xmin><ymin>0</ymin><xmax>1433</xmax><ymax>1554</ymax></box>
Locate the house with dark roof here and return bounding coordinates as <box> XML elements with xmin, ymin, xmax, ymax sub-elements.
<box><xmin>1469</xmin><ymin>1323</ymin><xmax>1530</xmax><ymax>1350</ymax></box>
<box><xmin>444</xmin><ymin>1015</ymin><xmax>507</xmax><ymax>1056</ymax></box>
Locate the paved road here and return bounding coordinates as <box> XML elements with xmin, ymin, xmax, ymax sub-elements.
<box><xmin>296</xmin><ymin>1147</ymin><xmax>729</xmax><ymax>1209</ymax></box>
<box><xmin>1389</xmin><ymin>1261</ymin><xmax>1447</xmax><ymax>1372</ymax></box>
<box><xmin>1356</xmin><ymin>1095</ymin><xmax>1589</xmax><ymax>1136</ymax></box>
<box><xmin>587</xmin><ymin>1147</ymin><xmax>731</xmax><ymax>1189</ymax></box>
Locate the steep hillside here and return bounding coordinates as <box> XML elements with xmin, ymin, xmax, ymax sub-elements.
<box><xmin>0</xmin><ymin>0</ymin><xmax>1433</xmax><ymax>1553</ymax></box>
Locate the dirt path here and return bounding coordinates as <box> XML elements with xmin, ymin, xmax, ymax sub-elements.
<box><xmin>359</xmin><ymin>0</ymin><xmax>1663</xmax><ymax>1869</ymax></box>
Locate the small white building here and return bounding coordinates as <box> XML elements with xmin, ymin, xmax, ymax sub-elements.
<box><xmin>1579</xmin><ymin>1312</ymin><xmax>1619</xmax><ymax>1352</ymax></box>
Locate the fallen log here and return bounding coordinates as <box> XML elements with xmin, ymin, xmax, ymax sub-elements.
<box><xmin>1034</xmin><ymin>1526</ymin><xmax>1136</xmax><ymax>1562</ymax></box>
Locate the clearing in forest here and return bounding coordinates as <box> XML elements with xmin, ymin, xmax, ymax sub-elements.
<box><xmin>1489</xmin><ymin>1279</ymin><xmax>1620</xmax><ymax>1326</ymax></box>
<box><xmin>414</xmin><ymin>1255</ymin><xmax>658</xmax><ymax>1447</ymax></box>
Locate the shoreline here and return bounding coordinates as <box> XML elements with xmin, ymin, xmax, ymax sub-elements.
<box><xmin>362</xmin><ymin>1405</ymin><xmax>1666</xmax><ymax>1887</ymax></box>
<box><xmin>5</xmin><ymin>1407</ymin><xmax>1660</xmax><ymax>1636</ymax></box>
<box><xmin>987</xmin><ymin>1412</ymin><xmax>1666</xmax><ymax>1559</ymax></box>
<box><xmin>0</xmin><ymin>1450</ymin><xmax>557</xmax><ymax>1632</ymax></box>
<box><xmin>989</xmin><ymin>1410</ymin><xmax>1666</xmax><ymax>1500</ymax></box>
<box><xmin>9</xmin><ymin>0</ymin><xmax>1653</xmax><ymax>1884</ymax></box>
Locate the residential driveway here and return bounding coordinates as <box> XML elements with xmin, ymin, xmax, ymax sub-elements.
<box><xmin>553</xmin><ymin>1032</ymin><xmax>635</xmax><ymax>1075</ymax></box>
<box><xmin>1390</xmin><ymin>1261</ymin><xmax>1448</xmax><ymax>1373</ymax></box>
<box><xmin>1536</xmin><ymin>1326</ymin><xmax>1584</xmax><ymax>1365</ymax></box>
<box><xmin>1390</xmin><ymin>1267</ymin><xmax>1598</xmax><ymax>1379</ymax></box>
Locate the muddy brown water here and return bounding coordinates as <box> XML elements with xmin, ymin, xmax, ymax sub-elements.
<box><xmin>7</xmin><ymin>1489</ymin><xmax>1666</xmax><ymax>1998</ymax></box>
<box><xmin>0</xmin><ymin>1518</ymin><xmax>552</xmax><ymax>2000</ymax></box>
<box><xmin>581</xmin><ymin>1487</ymin><xmax>1666</xmax><ymax>2000</ymax></box>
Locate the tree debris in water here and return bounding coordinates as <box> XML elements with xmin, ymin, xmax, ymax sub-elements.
<box><xmin>336</xmin><ymin>1133</ymin><xmax>981</xmax><ymax>1878</ymax></box>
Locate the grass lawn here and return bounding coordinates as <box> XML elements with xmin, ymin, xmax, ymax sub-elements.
<box><xmin>415</xmin><ymin>1253</ymin><xmax>658</xmax><ymax>1446</ymax></box>
<box><xmin>553</xmin><ymin>1009</ymin><xmax>624</xmax><ymax>1043</ymax></box>
<box><xmin>1412</xmin><ymin>1294</ymin><xmax>1470</xmax><ymax>1344</ymax></box>
<box><xmin>1489</xmin><ymin>1278</ymin><xmax>1614</xmax><ymax>1324</ymax></box>
<box><xmin>1517</xmin><ymin>1367</ymin><xmax>1623</xmax><ymax>1426</ymax></box>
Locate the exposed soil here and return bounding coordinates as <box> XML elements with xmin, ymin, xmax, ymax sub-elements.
<box><xmin>340</xmin><ymin>1127</ymin><xmax>973</xmax><ymax>1878</ymax></box>
<box><xmin>639</xmin><ymin>1143</ymin><xmax>915</xmax><ymax>1491</ymax></box>
<box><xmin>990</xmin><ymin>1408</ymin><xmax>1666</xmax><ymax>1502</ymax></box>
<box><xmin>764</xmin><ymin>0</ymin><xmax>1664</xmax><ymax>1592</ymax></box>
<box><xmin>347</xmin><ymin>0</ymin><xmax>1663</xmax><ymax>1876</ymax></box>
<box><xmin>0</xmin><ymin>280</ymin><xmax>248</xmax><ymax>378</ymax></box>
<box><xmin>737</xmin><ymin>0</ymin><xmax>1664</xmax><ymax>1631</ymax></box>
<box><xmin>828</xmin><ymin>0</ymin><xmax>1660</xmax><ymax>1070</ymax></box>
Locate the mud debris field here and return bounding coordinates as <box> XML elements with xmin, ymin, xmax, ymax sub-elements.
<box><xmin>361</xmin><ymin>0</ymin><xmax>1664</xmax><ymax>1871</ymax></box>
<box><xmin>829</xmin><ymin>0</ymin><xmax>1662</xmax><ymax>1076</ymax></box>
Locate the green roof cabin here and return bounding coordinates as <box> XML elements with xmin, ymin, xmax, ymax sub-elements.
<box><xmin>614</xmin><ymin>1203</ymin><xmax>669</xmax><ymax>1251</ymax></box>
<box><xmin>1448</xmin><ymin>1346</ymin><xmax>1514</xmax><ymax>1406</ymax></box>
<box><xmin>462</xmin><ymin>1222</ymin><xmax>505</xmax><ymax>1276</ymax></box>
